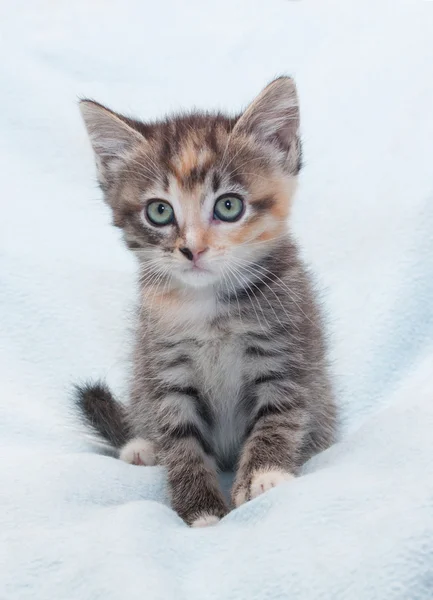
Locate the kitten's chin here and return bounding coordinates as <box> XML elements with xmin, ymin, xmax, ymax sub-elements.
<box><xmin>175</xmin><ymin>269</ymin><xmax>219</xmax><ymax>289</ymax></box>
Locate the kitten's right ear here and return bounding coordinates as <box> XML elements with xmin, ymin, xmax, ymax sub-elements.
<box><xmin>79</xmin><ymin>100</ymin><xmax>144</xmax><ymax>185</ymax></box>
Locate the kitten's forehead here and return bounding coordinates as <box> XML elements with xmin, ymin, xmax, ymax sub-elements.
<box><xmin>148</xmin><ymin>115</ymin><xmax>254</xmax><ymax>188</ymax></box>
<box><xmin>171</xmin><ymin>141</ymin><xmax>215</xmax><ymax>190</ymax></box>
<box><xmin>140</xmin><ymin>120</ymin><xmax>240</xmax><ymax>217</ymax></box>
<box><xmin>160</xmin><ymin>119</ymin><xmax>230</xmax><ymax>190</ymax></box>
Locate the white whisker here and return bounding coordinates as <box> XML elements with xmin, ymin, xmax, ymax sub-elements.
<box><xmin>233</xmin><ymin>256</ymin><xmax>317</xmax><ymax>328</ymax></box>
<box><xmin>227</xmin><ymin>263</ymin><xmax>269</xmax><ymax>333</ymax></box>
<box><xmin>231</xmin><ymin>260</ymin><xmax>297</xmax><ymax>331</ymax></box>
<box><xmin>224</xmin><ymin>265</ymin><xmax>244</xmax><ymax>328</ymax></box>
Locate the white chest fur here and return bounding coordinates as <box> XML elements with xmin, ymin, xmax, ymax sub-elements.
<box><xmin>196</xmin><ymin>332</ymin><xmax>246</xmax><ymax>466</ymax></box>
<box><xmin>160</xmin><ymin>288</ymin><xmax>249</xmax><ymax>467</ymax></box>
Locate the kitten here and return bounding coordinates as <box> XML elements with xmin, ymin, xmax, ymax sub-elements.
<box><xmin>75</xmin><ymin>77</ymin><xmax>337</xmax><ymax>527</ymax></box>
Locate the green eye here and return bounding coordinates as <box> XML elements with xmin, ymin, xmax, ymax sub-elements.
<box><xmin>146</xmin><ymin>200</ymin><xmax>174</xmax><ymax>226</ymax></box>
<box><xmin>213</xmin><ymin>195</ymin><xmax>244</xmax><ymax>222</ymax></box>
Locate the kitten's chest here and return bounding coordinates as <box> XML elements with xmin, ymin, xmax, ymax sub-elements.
<box><xmin>196</xmin><ymin>333</ymin><xmax>244</xmax><ymax>402</ymax></box>
<box><xmin>155</xmin><ymin>293</ymin><xmax>250</xmax><ymax>467</ymax></box>
<box><xmin>193</xmin><ymin>329</ymin><xmax>248</xmax><ymax>467</ymax></box>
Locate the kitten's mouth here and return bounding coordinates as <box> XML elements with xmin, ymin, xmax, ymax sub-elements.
<box><xmin>177</xmin><ymin>262</ymin><xmax>218</xmax><ymax>288</ymax></box>
<box><xmin>192</xmin><ymin>264</ymin><xmax>209</xmax><ymax>272</ymax></box>
<box><xmin>184</xmin><ymin>263</ymin><xmax>210</xmax><ymax>274</ymax></box>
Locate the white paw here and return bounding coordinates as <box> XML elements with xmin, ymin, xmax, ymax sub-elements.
<box><xmin>250</xmin><ymin>467</ymin><xmax>294</xmax><ymax>500</ymax></box>
<box><xmin>190</xmin><ymin>514</ymin><xmax>220</xmax><ymax>528</ymax></box>
<box><xmin>119</xmin><ymin>438</ymin><xmax>157</xmax><ymax>466</ymax></box>
<box><xmin>233</xmin><ymin>468</ymin><xmax>294</xmax><ymax>507</ymax></box>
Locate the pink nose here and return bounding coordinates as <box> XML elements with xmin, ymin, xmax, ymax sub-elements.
<box><xmin>179</xmin><ymin>247</ymin><xmax>208</xmax><ymax>262</ymax></box>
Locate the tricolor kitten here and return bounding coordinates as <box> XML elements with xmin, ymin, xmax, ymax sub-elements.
<box><xmin>75</xmin><ymin>77</ymin><xmax>337</xmax><ymax>527</ymax></box>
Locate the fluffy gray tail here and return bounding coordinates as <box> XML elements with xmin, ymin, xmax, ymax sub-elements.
<box><xmin>73</xmin><ymin>381</ymin><xmax>129</xmax><ymax>448</ymax></box>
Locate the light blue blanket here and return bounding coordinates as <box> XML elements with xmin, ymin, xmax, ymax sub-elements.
<box><xmin>1</xmin><ymin>1</ymin><xmax>433</xmax><ymax>598</ymax></box>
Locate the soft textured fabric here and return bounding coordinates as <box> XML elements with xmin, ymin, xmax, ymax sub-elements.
<box><xmin>1</xmin><ymin>1</ymin><xmax>433</xmax><ymax>599</ymax></box>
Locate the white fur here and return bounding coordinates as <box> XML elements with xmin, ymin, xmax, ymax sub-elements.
<box><xmin>165</xmin><ymin>176</ymin><xmax>185</xmax><ymax>227</ymax></box>
<box><xmin>250</xmin><ymin>468</ymin><xmax>294</xmax><ymax>499</ymax></box>
<box><xmin>153</xmin><ymin>287</ymin><xmax>253</xmax><ymax>463</ymax></box>
<box><xmin>234</xmin><ymin>468</ymin><xmax>294</xmax><ymax>507</ymax></box>
<box><xmin>190</xmin><ymin>514</ymin><xmax>220</xmax><ymax>528</ymax></box>
<box><xmin>119</xmin><ymin>438</ymin><xmax>157</xmax><ymax>466</ymax></box>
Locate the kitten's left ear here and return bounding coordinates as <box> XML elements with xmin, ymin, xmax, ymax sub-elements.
<box><xmin>233</xmin><ymin>76</ymin><xmax>301</xmax><ymax>174</ymax></box>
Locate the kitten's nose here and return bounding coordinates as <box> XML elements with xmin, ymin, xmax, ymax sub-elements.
<box><xmin>179</xmin><ymin>247</ymin><xmax>207</xmax><ymax>262</ymax></box>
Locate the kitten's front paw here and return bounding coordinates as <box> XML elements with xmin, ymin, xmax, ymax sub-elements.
<box><xmin>119</xmin><ymin>438</ymin><xmax>157</xmax><ymax>466</ymax></box>
<box><xmin>190</xmin><ymin>513</ymin><xmax>221</xmax><ymax>528</ymax></box>
<box><xmin>178</xmin><ymin>495</ymin><xmax>228</xmax><ymax>527</ymax></box>
<box><xmin>233</xmin><ymin>467</ymin><xmax>294</xmax><ymax>507</ymax></box>
<box><xmin>250</xmin><ymin>468</ymin><xmax>294</xmax><ymax>500</ymax></box>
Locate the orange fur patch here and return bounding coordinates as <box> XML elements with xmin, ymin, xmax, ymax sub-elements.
<box><xmin>250</xmin><ymin>173</ymin><xmax>296</xmax><ymax>221</ymax></box>
<box><xmin>223</xmin><ymin>174</ymin><xmax>296</xmax><ymax>246</ymax></box>
<box><xmin>172</xmin><ymin>137</ymin><xmax>214</xmax><ymax>184</ymax></box>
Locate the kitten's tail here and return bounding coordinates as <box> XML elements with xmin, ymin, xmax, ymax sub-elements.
<box><xmin>73</xmin><ymin>381</ymin><xmax>129</xmax><ymax>448</ymax></box>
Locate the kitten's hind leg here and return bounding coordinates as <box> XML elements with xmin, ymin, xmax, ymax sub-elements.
<box><xmin>119</xmin><ymin>438</ymin><xmax>157</xmax><ymax>466</ymax></box>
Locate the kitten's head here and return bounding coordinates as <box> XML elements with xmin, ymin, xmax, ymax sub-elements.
<box><xmin>80</xmin><ymin>77</ymin><xmax>301</xmax><ymax>290</ymax></box>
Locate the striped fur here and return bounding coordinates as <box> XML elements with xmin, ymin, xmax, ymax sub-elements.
<box><xmin>77</xmin><ymin>77</ymin><xmax>337</xmax><ymax>525</ymax></box>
